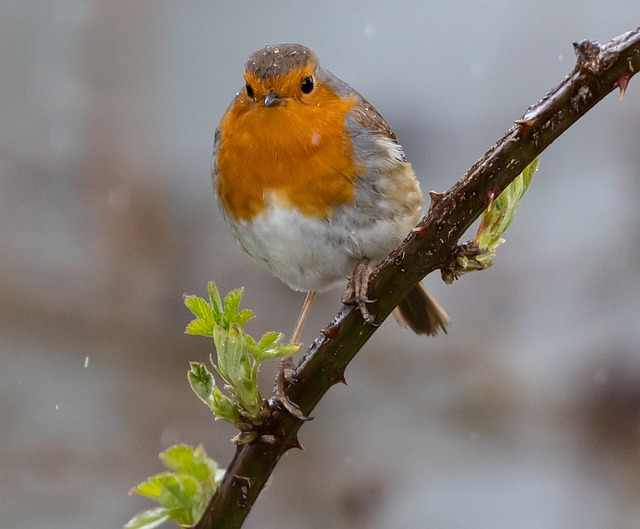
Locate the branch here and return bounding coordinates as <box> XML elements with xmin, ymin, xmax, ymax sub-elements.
<box><xmin>194</xmin><ymin>26</ymin><xmax>640</xmax><ymax>529</ymax></box>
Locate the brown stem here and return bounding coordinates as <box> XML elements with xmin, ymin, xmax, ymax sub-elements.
<box><xmin>193</xmin><ymin>26</ymin><xmax>640</xmax><ymax>529</ymax></box>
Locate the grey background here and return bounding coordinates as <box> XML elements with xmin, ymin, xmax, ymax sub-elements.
<box><xmin>2</xmin><ymin>2</ymin><xmax>640</xmax><ymax>528</ymax></box>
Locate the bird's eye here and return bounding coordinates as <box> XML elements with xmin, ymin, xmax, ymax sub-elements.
<box><xmin>300</xmin><ymin>76</ymin><xmax>314</xmax><ymax>94</ymax></box>
<box><xmin>245</xmin><ymin>83</ymin><xmax>254</xmax><ymax>98</ymax></box>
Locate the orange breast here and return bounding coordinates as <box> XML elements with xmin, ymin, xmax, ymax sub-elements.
<box><xmin>216</xmin><ymin>86</ymin><xmax>360</xmax><ymax>221</ymax></box>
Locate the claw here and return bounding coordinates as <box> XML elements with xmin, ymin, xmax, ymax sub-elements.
<box><xmin>341</xmin><ymin>276</ymin><xmax>355</xmax><ymax>305</ymax></box>
<box><xmin>342</xmin><ymin>258</ymin><xmax>377</xmax><ymax>325</ymax></box>
<box><xmin>276</xmin><ymin>393</ymin><xmax>312</xmax><ymax>421</ymax></box>
<box><xmin>358</xmin><ymin>300</ymin><xmax>375</xmax><ymax>324</ymax></box>
<box><xmin>275</xmin><ymin>357</ymin><xmax>313</xmax><ymax>420</ymax></box>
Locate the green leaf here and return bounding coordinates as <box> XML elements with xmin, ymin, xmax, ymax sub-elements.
<box><xmin>187</xmin><ymin>362</ymin><xmax>215</xmax><ymax>411</ymax></box>
<box><xmin>124</xmin><ymin>507</ymin><xmax>170</xmax><ymax>529</ymax></box>
<box><xmin>281</xmin><ymin>343</ymin><xmax>301</xmax><ymax>357</ymax></box>
<box><xmin>222</xmin><ymin>288</ymin><xmax>244</xmax><ymax>325</ymax></box>
<box><xmin>253</xmin><ymin>332</ymin><xmax>300</xmax><ymax>362</ymax></box>
<box><xmin>133</xmin><ymin>472</ymin><xmax>196</xmax><ymax>503</ymax></box>
<box><xmin>131</xmin><ymin>473</ymin><xmax>197</xmax><ymax>526</ymax></box>
<box><xmin>160</xmin><ymin>444</ymin><xmax>215</xmax><ymax>482</ymax></box>
<box><xmin>234</xmin><ymin>308</ymin><xmax>254</xmax><ymax>326</ymax></box>
<box><xmin>130</xmin><ymin>476</ymin><xmax>163</xmax><ymax>500</ymax></box>
<box><xmin>193</xmin><ymin>444</ymin><xmax>221</xmax><ymax>483</ymax></box>
<box><xmin>212</xmin><ymin>386</ymin><xmax>242</xmax><ymax>423</ymax></box>
<box><xmin>157</xmin><ymin>473</ymin><xmax>199</xmax><ymax>524</ymax></box>
<box><xmin>475</xmin><ymin>157</ymin><xmax>539</xmax><ymax>263</ymax></box>
<box><xmin>442</xmin><ymin>158</ymin><xmax>539</xmax><ymax>284</ymax></box>
<box><xmin>210</xmin><ymin>324</ymin><xmax>264</xmax><ymax>420</ymax></box>
<box><xmin>127</xmin><ymin>444</ymin><xmax>223</xmax><ymax>529</ymax></box>
<box><xmin>213</xmin><ymin>325</ymin><xmax>251</xmax><ymax>386</ymax></box>
<box><xmin>231</xmin><ymin>376</ymin><xmax>263</xmax><ymax>418</ymax></box>
<box><xmin>207</xmin><ymin>281</ymin><xmax>224</xmax><ymax>325</ymax></box>
<box><xmin>184</xmin><ymin>282</ymin><xmax>302</xmax><ymax>431</ymax></box>
<box><xmin>244</xmin><ymin>333</ymin><xmax>258</xmax><ymax>354</ymax></box>
<box><xmin>185</xmin><ymin>318</ymin><xmax>214</xmax><ymax>337</ymax></box>
<box><xmin>257</xmin><ymin>331</ymin><xmax>280</xmax><ymax>351</ymax></box>
<box><xmin>184</xmin><ymin>294</ymin><xmax>213</xmax><ymax>321</ymax></box>
<box><xmin>184</xmin><ymin>294</ymin><xmax>215</xmax><ymax>337</ymax></box>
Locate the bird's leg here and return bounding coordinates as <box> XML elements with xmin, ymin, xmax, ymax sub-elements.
<box><xmin>275</xmin><ymin>290</ymin><xmax>316</xmax><ymax>419</ymax></box>
<box><xmin>342</xmin><ymin>258</ymin><xmax>375</xmax><ymax>323</ymax></box>
<box><xmin>291</xmin><ymin>290</ymin><xmax>316</xmax><ymax>344</ymax></box>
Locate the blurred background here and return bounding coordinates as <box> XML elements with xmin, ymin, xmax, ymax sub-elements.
<box><xmin>2</xmin><ymin>2</ymin><xmax>640</xmax><ymax>528</ymax></box>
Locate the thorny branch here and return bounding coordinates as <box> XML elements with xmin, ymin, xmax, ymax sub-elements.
<box><xmin>193</xmin><ymin>26</ymin><xmax>640</xmax><ymax>529</ymax></box>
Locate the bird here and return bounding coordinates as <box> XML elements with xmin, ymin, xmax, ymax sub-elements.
<box><xmin>212</xmin><ymin>43</ymin><xmax>449</xmax><ymax>415</ymax></box>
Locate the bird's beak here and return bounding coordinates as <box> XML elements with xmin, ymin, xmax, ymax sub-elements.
<box><xmin>264</xmin><ymin>92</ymin><xmax>283</xmax><ymax>107</ymax></box>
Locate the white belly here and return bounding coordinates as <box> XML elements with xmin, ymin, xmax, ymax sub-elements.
<box><xmin>228</xmin><ymin>199</ymin><xmax>419</xmax><ymax>292</ymax></box>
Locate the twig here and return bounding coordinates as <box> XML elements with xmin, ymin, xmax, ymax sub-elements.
<box><xmin>193</xmin><ymin>25</ymin><xmax>640</xmax><ymax>529</ymax></box>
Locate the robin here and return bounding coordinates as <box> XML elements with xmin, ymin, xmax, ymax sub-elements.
<box><xmin>213</xmin><ymin>43</ymin><xmax>449</xmax><ymax>414</ymax></box>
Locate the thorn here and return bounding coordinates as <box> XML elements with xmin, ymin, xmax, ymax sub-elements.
<box><xmin>616</xmin><ymin>74</ymin><xmax>632</xmax><ymax>102</ymax></box>
<box><xmin>334</xmin><ymin>372</ymin><xmax>348</xmax><ymax>385</ymax></box>
<box><xmin>514</xmin><ymin>115</ymin><xmax>538</xmax><ymax>127</ymax></box>
<box><xmin>428</xmin><ymin>190</ymin><xmax>444</xmax><ymax>204</ymax></box>
<box><xmin>292</xmin><ymin>436</ymin><xmax>304</xmax><ymax>451</ymax></box>
<box><xmin>321</xmin><ymin>323</ymin><xmax>340</xmax><ymax>339</ymax></box>
<box><xmin>411</xmin><ymin>224</ymin><xmax>427</xmax><ymax>235</ymax></box>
